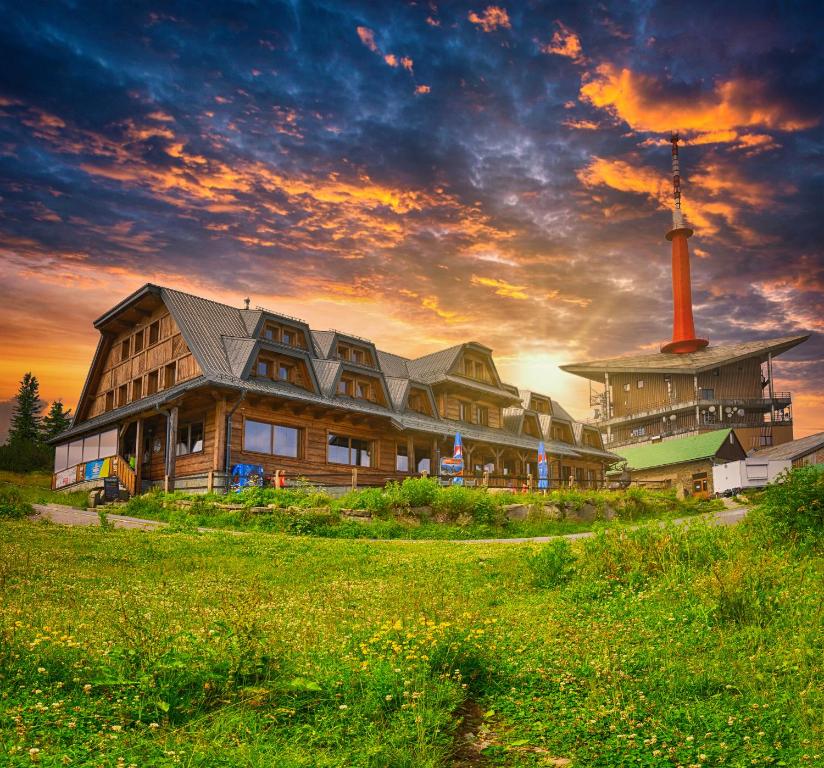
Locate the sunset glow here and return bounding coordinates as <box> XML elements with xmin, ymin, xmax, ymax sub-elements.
<box><xmin>0</xmin><ymin>2</ymin><xmax>821</xmax><ymax>439</ymax></box>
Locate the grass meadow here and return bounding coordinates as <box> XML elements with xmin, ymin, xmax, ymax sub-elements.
<box><xmin>1</xmin><ymin>487</ymin><xmax>821</xmax><ymax>767</ymax></box>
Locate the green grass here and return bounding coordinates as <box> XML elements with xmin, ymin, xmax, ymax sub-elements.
<box><xmin>0</xmin><ymin>505</ymin><xmax>820</xmax><ymax>767</ymax></box>
<box><xmin>0</xmin><ymin>470</ymin><xmax>88</xmax><ymax>509</ymax></box>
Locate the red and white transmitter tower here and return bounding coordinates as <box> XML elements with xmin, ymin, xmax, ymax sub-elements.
<box><xmin>660</xmin><ymin>133</ymin><xmax>709</xmax><ymax>354</ymax></box>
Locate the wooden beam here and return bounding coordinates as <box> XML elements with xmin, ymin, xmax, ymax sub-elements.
<box><xmin>213</xmin><ymin>398</ymin><xmax>227</xmax><ymax>471</ymax></box>
<box><xmin>134</xmin><ymin>418</ymin><xmax>144</xmax><ymax>495</ymax></box>
<box><xmin>166</xmin><ymin>405</ymin><xmax>178</xmax><ymax>492</ymax></box>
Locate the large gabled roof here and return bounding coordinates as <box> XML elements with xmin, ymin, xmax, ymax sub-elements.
<box><xmin>561</xmin><ymin>335</ymin><xmax>809</xmax><ymax>382</ymax></box>
<box><xmin>613</xmin><ymin>429</ymin><xmax>737</xmax><ymax>471</ymax></box>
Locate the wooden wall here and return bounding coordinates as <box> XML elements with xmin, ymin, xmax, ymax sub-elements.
<box><xmin>85</xmin><ymin>304</ymin><xmax>201</xmax><ymax>420</ymax></box>
<box><xmin>438</xmin><ymin>392</ymin><xmax>502</xmax><ymax>429</ymax></box>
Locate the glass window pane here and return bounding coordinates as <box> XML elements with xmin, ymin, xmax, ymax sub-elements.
<box><xmin>327</xmin><ymin>434</ymin><xmax>350</xmax><ymax>464</ymax></box>
<box><xmin>82</xmin><ymin>433</ymin><xmax>100</xmax><ymax>462</ymax></box>
<box><xmin>176</xmin><ymin>425</ymin><xmax>190</xmax><ymax>456</ymax></box>
<box><xmin>352</xmin><ymin>438</ymin><xmax>371</xmax><ymax>468</ymax></box>
<box><xmin>54</xmin><ymin>444</ymin><xmax>69</xmax><ymax>472</ymax></box>
<box><xmin>257</xmin><ymin>361</ymin><xmax>268</xmax><ymax>376</ymax></box>
<box><xmin>68</xmin><ymin>439</ymin><xmax>83</xmax><ymax>467</ymax></box>
<box><xmin>244</xmin><ymin>420</ymin><xmax>272</xmax><ymax>454</ymax></box>
<box><xmin>417</xmin><ymin>457</ymin><xmax>430</xmax><ymax>474</ymax></box>
<box><xmin>396</xmin><ymin>444</ymin><xmax>409</xmax><ymax>472</ymax></box>
<box><xmin>98</xmin><ymin>429</ymin><xmax>118</xmax><ymax>458</ymax></box>
<box><xmin>274</xmin><ymin>425</ymin><xmax>299</xmax><ymax>458</ymax></box>
<box><xmin>190</xmin><ymin>423</ymin><xmax>204</xmax><ymax>453</ymax></box>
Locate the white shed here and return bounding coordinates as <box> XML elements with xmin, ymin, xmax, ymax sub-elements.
<box><xmin>712</xmin><ymin>457</ymin><xmax>791</xmax><ymax>495</ymax></box>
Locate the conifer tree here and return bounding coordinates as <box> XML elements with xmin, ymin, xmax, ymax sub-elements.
<box><xmin>42</xmin><ymin>400</ymin><xmax>72</xmax><ymax>442</ymax></box>
<box><xmin>7</xmin><ymin>373</ymin><xmax>42</xmax><ymax>445</ymax></box>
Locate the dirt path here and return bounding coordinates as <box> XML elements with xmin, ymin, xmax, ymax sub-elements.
<box><xmin>30</xmin><ymin>503</ymin><xmax>748</xmax><ymax>542</ymax></box>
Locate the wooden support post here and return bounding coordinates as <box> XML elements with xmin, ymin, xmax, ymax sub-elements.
<box><xmin>482</xmin><ymin>470</ymin><xmax>489</xmax><ymax>488</ymax></box>
<box><xmin>134</xmin><ymin>418</ymin><xmax>144</xmax><ymax>495</ymax></box>
<box><xmin>406</xmin><ymin>436</ymin><xmax>415</xmax><ymax>474</ymax></box>
<box><xmin>213</xmin><ymin>398</ymin><xmax>226</xmax><ymax>471</ymax></box>
<box><xmin>167</xmin><ymin>406</ymin><xmax>178</xmax><ymax>493</ymax></box>
<box><xmin>352</xmin><ymin>467</ymin><xmax>358</xmax><ymax>491</ymax></box>
<box><xmin>207</xmin><ymin>469</ymin><xmax>214</xmax><ymax>493</ymax></box>
<box><xmin>527</xmin><ymin>472</ymin><xmax>533</xmax><ymax>492</ymax></box>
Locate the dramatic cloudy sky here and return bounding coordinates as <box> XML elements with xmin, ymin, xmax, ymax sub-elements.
<box><xmin>0</xmin><ymin>0</ymin><xmax>822</xmax><ymax>437</ymax></box>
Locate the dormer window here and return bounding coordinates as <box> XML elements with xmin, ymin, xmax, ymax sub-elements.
<box><xmin>257</xmin><ymin>360</ymin><xmax>269</xmax><ymax>377</ymax></box>
<box><xmin>278</xmin><ymin>363</ymin><xmax>293</xmax><ymax>382</ymax></box>
<box><xmin>337</xmin><ymin>379</ymin><xmax>349</xmax><ymax>395</ymax></box>
<box><xmin>475</xmin><ymin>362</ymin><xmax>484</xmax><ymax>380</ymax></box>
<box><xmin>351</xmin><ymin>349</ymin><xmax>364</xmax><ymax>364</ymax></box>
<box><xmin>458</xmin><ymin>401</ymin><xmax>469</xmax><ymax>421</ymax></box>
<box><xmin>148</xmin><ymin>321</ymin><xmax>159</xmax><ymax>346</ymax></box>
<box><xmin>263</xmin><ymin>327</ymin><xmax>275</xmax><ymax>341</ymax></box>
<box><xmin>475</xmin><ymin>405</ymin><xmax>489</xmax><ymax>426</ymax></box>
<box><xmin>282</xmin><ymin>329</ymin><xmax>293</xmax><ymax>346</ymax></box>
<box><xmin>356</xmin><ymin>381</ymin><xmax>371</xmax><ymax>399</ymax></box>
<box><xmin>464</xmin><ymin>361</ymin><xmax>473</xmax><ymax>377</ymax></box>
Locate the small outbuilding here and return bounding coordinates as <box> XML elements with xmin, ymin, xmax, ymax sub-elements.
<box><xmin>752</xmin><ymin>431</ymin><xmax>824</xmax><ymax>468</ymax></box>
<box><xmin>613</xmin><ymin>428</ymin><xmax>746</xmax><ymax>498</ymax></box>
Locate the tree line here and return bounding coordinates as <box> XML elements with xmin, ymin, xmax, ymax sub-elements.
<box><xmin>0</xmin><ymin>373</ymin><xmax>72</xmax><ymax>472</ymax></box>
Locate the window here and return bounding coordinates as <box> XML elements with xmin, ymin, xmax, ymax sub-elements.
<box><xmin>282</xmin><ymin>329</ymin><xmax>293</xmax><ymax>346</ymax></box>
<box><xmin>475</xmin><ymin>361</ymin><xmax>484</xmax><ymax>380</ymax></box>
<box><xmin>67</xmin><ymin>439</ymin><xmax>83</xmax><ymax>467</ymax></box>
<box><xmin>256</xmin><ymin>360</ymin><xmax>269</xmax><ymax>377</ymax></box>
<box><xmin>148</xmin><ymin>321</ymin><xmax>159</xmax><ymax>345</ymax></box>
<box><xmin>458</xmin><ymin>401</ymin><xmax>469</xmax><ymax>422</ymax></box>
<box><xmin>54</xmin><ymin>443</ymin><xmax>70</xmax><ymax>472</ymax></box>
<box><xmin>132</xmin><ymin>378</ymin><xmax>143</xmax><ymax>401</ymax></box>
<box><xmin>243</xmin><ymin>420</ymin><xmax>301</xmax><ymax>457</ymax></box>
<box><xmin>356</xmin><ymin>381</ymin><xmax>371</xmax><ymax>400</ymax></box>
<box><xmin>699</xmin><ymin>388</ymin><xmax>715</xmax><ymax>400</ymax></box>
<box><xmin>263</xmin><ymin>326</ymin><xmax>275</xmax><ymax>341</ymax></box>
<box><xmin>134</xmin><ymin>330</ymin><xmax>144</xmax><ymax>353</ymax></box>
<box><xmin>337</xmin><ymin>345</ymin><xmax>349</xmax><ymax>361</ymax></box>
<box><xmin>417</xmin><ymin>457</ymin><xmax>431</xmax><ymax>473</ymax></box>
<box><xmin>146</xmin><ymin>370</ymin><xmax>159</xmax><ymax>395</ymax></box>
<box><xmin>637</xmin><ymin>379</ymin><xmax>645</xmax><ymax>389</ymax></box>
<box><xmin>623</xmin><ymin>383</ymin><xmax>630</xmax><ymax>392</ymax></box>
<box><xmin>464</xmin><ymin>360</ymin><xmax>473</xmax><ymax>377</ymax></box>
<box><xmin>165</xmin><ymin>363</ymin><xmax>176</xmax><ymax>388</ymax></box>
<box><xmin>278</xmin><ymin>363</ymin><xmax>292</xmax><ymax>382</ymax></box>
<box><xmin>98</xmin><ymin>429</ymin><xmax>118</xmax><ymax>458</ymax></box>
<box><xmin>396</xmin><ymin>443</ymin><xmax>409</xmax><ymax>472</ymax></box>
<box><xmin>337</xmin><ymin>379</ymin><xmax>349</xmax><ymax>395</ymax></box>
<box><xmin>176</xmin><ymin>422</ymin><xmax>204</xmax><ymax>456</ymax></box>
<box><xmin>327</xmin><ymin>434</ymin><xmax>372</xmax><ymax>467</ymax></box>
<box><xmin>105</xmin><ymin>391</ymin><xmax>114</xmax><ymax>411</ymax></box>
<box><xmin>82</xmin><ymin>432</ymin><xmax>102</xmax><ymax>462</ymax></box>
<box><xmin>408</xmin><ymin>393</ymin><xmax>424</xmax><ymax>413</ymax></box>
<box><xmin>121</xmin><ymin>338</ymin><xmax>130</xmax><ymax>360</ymax></box>
<box><xmin>630</xmin><ymin>425</ymin><xmax>647</xmax><ymax>437</ymax></box>
<box><xmin>349</xmin><ymin>348</ymin><xmax>361</xmax><ymax>364</ymax></box>
<box><xmin>117</xmin><ymin>385</ymin><xmax>128</xmax><ymax>408</ymax></box>
<box><xmin>475</xmin><ymin>405</ymin><xmax>489</xmax><ymax>426</ymax></box>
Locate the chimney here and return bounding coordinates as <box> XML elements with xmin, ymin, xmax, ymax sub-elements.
<box><xmin>243</xmin><ymin>297</ymin><xmax>250</xmax><ymax>310</ymax></box>
<box><xmin>660</xmin><ymin>134</ymin><xmax>709</xmax><ymax>354</ymax></box>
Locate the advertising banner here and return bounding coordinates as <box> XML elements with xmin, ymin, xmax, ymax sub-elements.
<box><xmin>54</xmin><ymin>467</ymin><xmax>77</xmax><ymax>488</ymax></box>
<box><xmin>84</xmin><ymin>458</ymin><xmax>111</xmax><ymax>481</ymax></box>
<box><xmin>440</xmin><ymin>457</ymin><xmax>463</xmax><ymax>477</ymax></box>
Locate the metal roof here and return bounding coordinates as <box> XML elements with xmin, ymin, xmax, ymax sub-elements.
<box><xmin>561</xmin><ymin>335</ymin><xmax>810</xmax><ymax>382</ymax></box>
<box><xmin>753</xmin><ymin>431</ymin><xmax>824</xmax><ymax>462</ymax></box>
<box><xmin>613</xmin><ymin>429</ymin><xmax>737</xmax><ymax>471</ymax></box>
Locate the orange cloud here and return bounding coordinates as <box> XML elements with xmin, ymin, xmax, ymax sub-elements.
<box><xmin>356</xmin><ymin>26</ymin><xmax>378</xmax><ymax>53</ymax></box>
<box><xmin>400</xmin><ymin>56</ymin><xmax>414</xmax><ymax>72</ymax></box>
<box><xmin>541</xmin><ymin>22</ymin><xmax>584</xmax><ymax>63</ymax></box>
<box><xmin>577</xmin><ymin>154</ymin><xmax>793</xmax><ymax>241</ymax></box>
<box><xmin>384</xmin><ymin>53</ymin><xmax>398</xmax><ymax>67</ymax></box>
<box><xmin>580</xmin><ymin>64</ymin><xmax>819</xmax><ymax>143</ymax></box>
<box><xmin>471</xmin><ymin>275</ymin><xmax>529</xmax><ymax>300</ymax></box>
<box><xmin>468</xmin><ymin>6</ymin><xmax>511</xmax><ymax>32</ymax></box>
<box><xmin>415</xmin><ymin>84</ymin><xmax>431</xmax><ymax>95</ymax></box>
<box><xmin>563</xmin><ymin>118</ymin><xmax>599</xmax><ymax>130</ymax></box>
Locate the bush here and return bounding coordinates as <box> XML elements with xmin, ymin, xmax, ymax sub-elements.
<box><xmin>759</xmin><ymin>465</ymin><xmax>824</xmax><ymax>539</ymax></box>
<box><xmin>527</xmin><ymin>539</ymin><xmax>576</xmax><ymax>588</ymax></box>
<box><xmin>398</xmin><ymin>476</ymin><xmax>439</xmax><ymax>508</ymax></box>
<box><xmin>0</xmin><ymin>485</ymin><xmax>33</xmax><ymax>519</ymax></box>
<box><xmin>123</xmin><ymin>492</ymin><xmax>168</xmax><ymax>520</ymax></box>
<box><xmin>333</xmin><ymin>487</ymin><xmax>392</xmax><ymax>518</ymax></box>
<box><xmin>432</xmin><ymin>485</ymin><xmax>475</xmax><ymax>521</ymax></box>
<box><xmin>0</xmin><ymin>440</ymin><xmax>53</xmax><ymax>472</ymax></box>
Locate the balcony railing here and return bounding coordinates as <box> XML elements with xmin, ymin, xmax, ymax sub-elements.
<box><xmin>589</xmin><ymin>392</ymin><xmax>792</xmax><ymax>426</ymax></box>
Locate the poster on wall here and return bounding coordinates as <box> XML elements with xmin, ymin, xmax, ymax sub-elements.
<box><xmin>84</xmin><ymin>458</ymin><xmax>111</xmax><ymax>481</ymax></box>
<box><xmin>54</xmin><ymin>467</ymin><xmax>77</xmax><ymax>488</ymax></box>
<box><xmin>439</xmin><ymin>457</ymin><xmax>463</xmax><ymax>478</ymax></box>
<box><xmin>230</xmin><ymin>464</ymin><xmax>265</xmax><ymax>492</ymax></box>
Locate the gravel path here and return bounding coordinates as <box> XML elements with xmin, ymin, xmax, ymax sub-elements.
<box><xmin>30</xmin><ymin>503</ymin><xmax>748</xmax><ymax>543</ymax></box>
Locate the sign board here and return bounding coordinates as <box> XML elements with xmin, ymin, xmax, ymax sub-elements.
<box><xmin>54</xmin><ymin>467</ymin><xmax>77</xmax><ymax>488</ymax></box>
<box><xmin>439</xmin><ymin>457</ymin><xmax>463</xmax><ymax>477</ymax></box>
<box><xmin>84</xmin><ymin>458</ymin><xmax>111</xmax><ymax>481</ymax></box>
<box><xmin>230</xmin><ymin>464</ymin><xmax>265</xmax><ymax>492</ymax></box>
<box><xmin>103</xmin><ymin>477</ymin><xmax>120</xmax><ymax>502</ymax></box>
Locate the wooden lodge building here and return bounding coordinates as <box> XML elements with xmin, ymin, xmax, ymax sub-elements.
<box><xmin>51</xmin><ymin>284</ymin><xmax>617</xmax><ymax>495</ymax></box>
<box><xmin>561</xmin><ymin>335</ymin><xmax>808</xmax><ymax>452</ymax></box>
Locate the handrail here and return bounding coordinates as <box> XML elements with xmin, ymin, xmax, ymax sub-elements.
<box><xmin>114</xmin><ymin>456</ymin><xmax>136</xmax><ymax>497</ymax></box>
